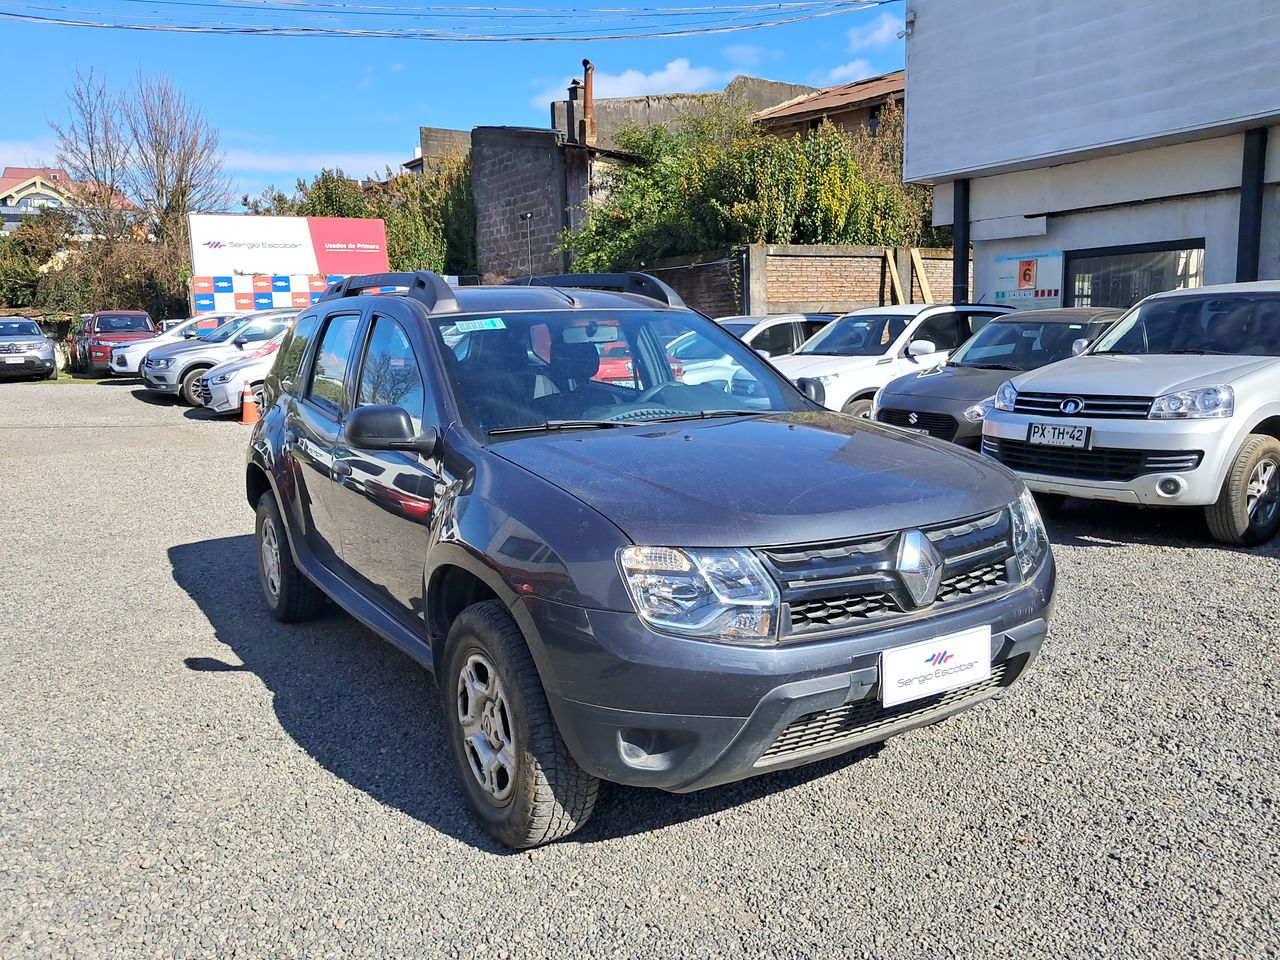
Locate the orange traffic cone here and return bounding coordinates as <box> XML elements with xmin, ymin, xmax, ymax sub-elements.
<box><xmin>240</xmin><ymin>380</ymin><xmax>260</xmax><ymax>425</ymax></box>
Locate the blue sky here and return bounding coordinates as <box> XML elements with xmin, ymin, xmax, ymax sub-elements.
<box><xmin>1</xmin><ymin>2</ymin><xmax>905</xmax><ymax>203</ymax></box>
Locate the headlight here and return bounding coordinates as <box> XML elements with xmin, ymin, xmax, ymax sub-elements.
<box><xmin>89</xmin><ymin>338</ymin><xmax>106</xmax><ymax>348</ymax></box>
<box><xmin>23</xmin><ymin>341</ymin><xmax>44</xmax><ymax>351</ymax></box>
<box><xmin>149</xmin><ymin>357</ymin><xmax>173</xmax><ymax>369</ymax></box>
<box><xmin>1009</xmin><ymin>489</ymin><xmax>1048</xmax><ymax>577</ymax></box>
<box><xmin>1149</xmin><ymin>385</ymin><xmax>1233</xmax><ymax>419</ymax></box>
<box><xmin>994</xmin><ymin>380</ymin><xmax>1018</xmax><ymax>411</ymax></box>
<box><xmin>617</xmin><ymin>546</ymin><xmax>779</xmax><ymax>644</ymax></box>
<box><xmin>814</xmin><ymin>373</ymin><xmax>840</xmax><ymax>385</ymax></box>
<box><xmin>211</xmin><ymin>371</ymin><xmax>234</xmax><ymax>384</ymax></box>
<box><xmin>963</xmin><ymin>396</ymin><xmax>996</xmax><ymax>422</ymax></box>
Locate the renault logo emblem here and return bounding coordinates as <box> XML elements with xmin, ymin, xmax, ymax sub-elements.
<box><xmin>1060</xmin><ymin>397</ymin><xmax>1085</xmax><ymax>415</ymax></box>
<box><xmin>896</xmin><ymin>530</ymin><xmax>943</xmax><ymax>608</ymax></box>
<box><xmin>907</xmin><ymin>411</ymin><xmax>919</xmax><ymax>425</ymax></box>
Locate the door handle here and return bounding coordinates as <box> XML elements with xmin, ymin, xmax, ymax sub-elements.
<box><xmin>332</xmin><ymin>460</ymin><xmax>353</xmax><ymax>480</ymax></box>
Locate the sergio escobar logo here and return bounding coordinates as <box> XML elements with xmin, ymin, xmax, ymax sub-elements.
<box><xmin>897</xmin><ymin>650</ymin><xmax>981</xmax><ymax>691</ymax></box>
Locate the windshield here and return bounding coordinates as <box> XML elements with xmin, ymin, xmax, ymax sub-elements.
<box><xmin>0</xmin><ymin>319</ymin><xmax>42</xmax><ymax>338</ymax></box>
<box><xmin>796</xmin><ymin>313</ymin><xmax>909</xmax><ymax>357</ymax></box>
<box><xmin>202</xmin><ymin>313</ymin><xmax>277</xmax><ymax>343</ymax></box>
<box><xmin>96</xmin><ymin>314</ymin><xmax>151</xmax><ymax>333</ymax></box>
<box><xmin>950</xmin><ymin>318</ymin><xmax>1114</xmax><ymax>371</ymax></box>
<box><xmin>431</xmin><ymin>309</ymin><xmax>809</xmax><ymax>436</ymax></box>
<box><xmin>1092</xmin><ymin>293</ymin><xmax>1280</xmax><ymax>356</ymax></box>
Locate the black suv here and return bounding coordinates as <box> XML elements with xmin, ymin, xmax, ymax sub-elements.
<box><xmin>246</xmin><ymin>271</ymin><xmax>1056</xmax><ymax>848</ymax></box>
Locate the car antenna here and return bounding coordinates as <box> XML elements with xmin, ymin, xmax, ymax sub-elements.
<box><xmin>489</xmin><ymin>252</ymin><xmax>578</xmax><ymax>307</ymax></box>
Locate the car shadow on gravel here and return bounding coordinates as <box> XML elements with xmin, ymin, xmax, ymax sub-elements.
<box><xmin>169</xmin><ymin>535</ymin><xmax>885</xmax><ymax>851</ymax></box>
<box><xmin>130</xmin><ymin>388</ymin><xmax>180</xmax><ymax>406</ymax></box>
<box><xmin>1041</xmin><ymin>497</ymin><xmax>1220</xmax><ymax>549</ymax></box>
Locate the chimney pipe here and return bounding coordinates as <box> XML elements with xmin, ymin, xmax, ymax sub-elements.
<box><xmin>580</xmin><ymin>59</ymin><xmax>597</xmax><ymax>147</ymax></box>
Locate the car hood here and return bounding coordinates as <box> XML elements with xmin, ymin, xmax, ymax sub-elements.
<box><xmin>206</xmin><ymin>353</ymin><xmax>273</xmax><ymax>379</ymax></box>
<box><xmin>146</xmin><ymin>338</ymin><xmax>230</xmax><ymax>360</ymax></box>
<box><xmin>1012</xmin><ymin>354</ymin><xmax>1277</xmax><ymax>396</ymax></box>
<box><xmin>491</xmin><ymin>412</ymin><xmax>1020</xmax><ymax>548</ymax></box>
<box><xmin>0</xmin><ymin>334</ymin><xmax>48</xmax><ymax>345</ymax></box>
<box><xmin>882</xmin><ymin>364</ymin><xmax>1008</xmax><ymax>404</ymax></box>
<box><xmin>117</xmin><ymin>333</ymin><xmax>178</xmax><ymax>352</ymax></box>
<box><xmin>93</xmin><ymin>331</ymin><xmax>156</xmax><ymax>343</ymax></box>
<box><xmin>771</xmin><ymin>353</ymin><xmax>883</xmax><ymax>379</ymax></box>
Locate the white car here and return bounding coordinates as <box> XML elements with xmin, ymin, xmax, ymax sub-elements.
<box><xmin>715</xmin><ymin>314</ymin><xmax>836</xmax><ymax>359</ymax></box>
<box><xmin>109</xmin><ymin>312</ymin><xmax>241</xmax><ymax>376</ymax></box>
<box><xmin>772</xmin><ymin>304</ymin><xmax>1013</xmax><ymax>416</ymax></box>
<box><xmin>197</xmin><ymin>330</ymin><xmax>288</xmax><ymax>414</ymax></box>
<box><xmin>983</xmin><ymin>282</ymin><xmax>1280</xmax><ymax>546</ymax></box>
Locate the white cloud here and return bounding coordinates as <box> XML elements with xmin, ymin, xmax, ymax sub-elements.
<box><xmin>389</xmin><ymin>62</ymin><xmax>405</xmax><ymax>72</ymax></box>
<box><xmin>0</xmin><ymin>138</ymin><xmax>59</xmax><ymax>167</ymax></box>
<box><xmin>846</xmin><ymin>11</ymin><xmax>903</xmax><ymax>50</ymax></box>
<box><xmin>817</xmin><ymin>59</ymin><xmax>874</xmax><ymax>85</ymax></box>
<box><xmin>529</xmin><ymin>58</ymin><xmax>730</xmax><ymax>110</ymax></box>
<box><xmin>223</xmin><ymin>148</ymin><xmax>406</xmax><ymax>178</ymax></box>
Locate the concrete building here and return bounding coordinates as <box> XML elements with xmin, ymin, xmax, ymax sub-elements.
<box><xmin>905</xmin><ymin>0</ymin><xmax>1280</xmax><ymax>309</ymax></box>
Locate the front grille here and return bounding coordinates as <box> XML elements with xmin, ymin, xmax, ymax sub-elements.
<box><xmin>757</xmin><ymin>656</ymin><xmax>1024</xmax><ymax>764</ymax></box>
<box><xmin>984</xmin><ymin>437</ymin><xmax>1203</xmax><ymax>482</ymax></box>
<box><xmin>1013</xmin><ymin>392</ymin><xmax>1151</xmax><ymax>418</ymax></box>
<box><xmin>196</xmin><ymin>379</ymin><xmax>213</xmax><ymax>405</ymax></box>
<box><xmin>876</xmin><ymin>408</ymin><xmax>959</xmax><ymax>442</ymax></box>
<box><xmin>0</xmin><ymin>343</ymin><xmax>19</xmax><ymax>354</ymax></box>
<box><xmin>758</xmin><ymin>510</ymin><xmax>1016</xmax><ymax>640</ymax></box>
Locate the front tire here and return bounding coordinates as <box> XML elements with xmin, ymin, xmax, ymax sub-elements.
<box><xmin>255</xmin><ymin>491</ymin><xmax>326</xmax><ymax>622</ymax></box>
<box><xmin>1205</xmin><ymin>435</ymin><xmax>1280</xmax><ymax>546</ymax></box>
<box><xmin>179</xmin><ymin>367</ymin><xmax>205</xmax><ymax>406</ymax></box>
<box><xmin>442</xmin><ymin>601</ymin><xmax>598</xmax><ymax>849</ymax></box>
<box><xmin>842</xmin><ymin>398</ymin><xmax>873</xmax><ymax>418</ymax></box>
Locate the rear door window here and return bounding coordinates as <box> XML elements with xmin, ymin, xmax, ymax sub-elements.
<box><xmin>305</xmin><ymin>313</ymin><xmax>362</xmax><ymax>414</ymax></box>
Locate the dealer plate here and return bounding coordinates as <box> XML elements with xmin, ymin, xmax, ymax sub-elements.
<box><xmin>1028</xmin><ymin>422</ymin><xmax>1089</xmax><ymax>448</ymax></box>
<box><xmin>880</xmin><ymin>626</ymin><xmax>991</xmax><ymax>708</ymax></box>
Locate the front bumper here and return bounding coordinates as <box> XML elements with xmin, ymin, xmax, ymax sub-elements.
<box><xmin>202</xmin><ymin>377</ymin><xmax>241</xmax><ymax>413</ymax></box>
<box><xmin>110</xmin><ymin>350</ymin><xmax>142</xmax><ymax>375</ymax></box>
<box><xmin>982</xmin><ymin>411</ymin><xmax>1235</xmax><ymax>506</ymax></box>
<box><xmin>525</xmin><ymin>555</ymin><xmax>1054</xmax><ymax>792</ymax></box>
<box><xmin>874</xmin><ymin>394</ymin><xmax>983</xmax><ymax>449</ymax></box>
<box><xmin>141</xmin><ymin>367</ymin><xmax>181</xmax><ymax>393</ymax></box>
<box><xmin>0</xmin><ymin>353</ymin><xmax>55</xmax><ymax>377</ymax></box>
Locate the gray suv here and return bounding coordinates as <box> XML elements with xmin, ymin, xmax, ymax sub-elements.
<box><xmin>246</xmin><ymin>271</ymin><xmax>1056</xmax><ymax>848</ymax></box>
<box><xmin>0</xmin><ymin>317</ymin><xmax>57</xmax><ymax>380</ymax></box>
<box><xmin>142</xmin><ymin>308</ymin><xmax>297</xmax><ymax>405</ymax></box>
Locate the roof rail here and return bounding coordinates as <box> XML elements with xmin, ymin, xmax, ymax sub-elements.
<box><xmin>318</xmin><ymin>271</ymin><xmax>460</xmax><ymax>314</ymax></box>
<box><xmin>505</xmin><ymin>272</ymin><xmax>685</xmax><ymax>307</ymax></box>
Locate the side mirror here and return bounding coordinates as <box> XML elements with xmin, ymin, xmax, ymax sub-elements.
<box><xmin>184</xmin><ymin>329</ymin><xmax>198</xmax><ymax>338</ymax></box>
<box><xmin>795</xmin><ymin>377</ymin><xmax>826</xmax><ymax>406</ymax></box>
<box><xmin>908</xmin><ymin>339</ymin><xmax>937</xmax><ymax>358</ymax></box>
<box><xmin>233</xmin><ymin>335</ymin><xmax>248</xmax><ymax>348</ymax></box>
<box><xmin>1071</xmin><ymin>338</ymin><xmax>1091</xmax><ymax>357</ymax></box>
<box><xmin>346</xmin><ymin>404</ymin><xmax>439</xmax><ymax>457</ymax></box>
<box><xmin>755</xmin><ymin>348</ymin><xmax>772</xmax><ymax>359</ymax></box>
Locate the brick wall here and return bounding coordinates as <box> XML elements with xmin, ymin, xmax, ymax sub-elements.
<box><xmin>648</xmin><ymin>252</ymin><xmax>742</xmax><ymax>317</ymax></box>
<box><xmin>914</xmin><ymin>247</ymin><xmax>972</xmax><ymax>303</ymax></box>
<box><xmin>471</xmin><ymin>127</ymin><xmax>570</xmax><ymax>277</ymax></box>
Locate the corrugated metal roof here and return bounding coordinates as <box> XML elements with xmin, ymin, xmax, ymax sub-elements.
<box><xmin>754</xmin><ymin>70</ymin><xmax>905</xmax><ymax>125</ymax></box>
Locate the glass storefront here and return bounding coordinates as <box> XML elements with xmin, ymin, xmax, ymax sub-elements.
<box><xmin>1064</xmin><ymin>240</ymin><xmax>1205</xmax><ymax>309</ymax></box>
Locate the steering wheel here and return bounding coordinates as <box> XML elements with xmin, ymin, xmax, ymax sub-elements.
<box><xmin>635</xmin><ymin>384</ymin><xmax>670</xmax><ymax>403</ymax></box>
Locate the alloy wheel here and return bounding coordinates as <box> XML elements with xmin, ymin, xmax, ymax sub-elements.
<box><xmin>1246</xmin><ymin>456</ymin><xmax>1279</xmax><ymax>528</ymax></box>
<box><xmin>260</xmin><ymin>518</ymin><xmax>282</xmax><ymax>599</ymax></box>
<box><xmin>456</xmin><ymin>653</ymin><xmax>516</xmax><ymax>804</ymax></box>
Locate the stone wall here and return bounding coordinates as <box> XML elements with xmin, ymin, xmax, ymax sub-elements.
<box><xmin>471</xmin><ymin>127</ymin><xmax>569</xmax><ymax>277</ymax></box>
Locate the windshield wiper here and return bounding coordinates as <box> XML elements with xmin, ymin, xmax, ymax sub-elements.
<box><xmin>954</xmin><ymin>362</ymin><xmax>1016</xmax><ymax>370</ymax></box>
<box><xmin>487</xmin><ymin>420</ymin><xmax>627</xmax><ymax>436</ymax></box>
<box><xmin>1162</xmin><ymin>348</ymin><xmax>1233</xmax><ymax>355</ymax></box>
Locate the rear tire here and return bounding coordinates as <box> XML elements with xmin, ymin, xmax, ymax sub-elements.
<box><xmin>179</xmin><ymin>367</ymin><xmax>205</xmax><ymax>406</ymax></box>
<box><xmin>842</xmin><ymin>398</ymin><xmax>873</xmax><ymax>418</ymax></box>
<box><xmin>441</xmin><ymin>601</ymin><xmax>598</xmax><ymax>849</ymax></box>
<box><xmin>255</xmin><ymin>491</ymin><xmax>326</xmax><ymax>622</ymax></box>
<box><xmin>1205</xmin><ymin>435</ymin><xmax>1280</xmax><ymax>546</ymax></box>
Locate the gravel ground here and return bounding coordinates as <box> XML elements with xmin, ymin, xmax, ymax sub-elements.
<box><xmin>1</xmin><ymin>380</ymin><xmax>1277</xmax><ymax>960</ymax></box>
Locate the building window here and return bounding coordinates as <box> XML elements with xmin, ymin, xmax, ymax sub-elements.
<box><xmin>1064</xmin><ymin>239</ymin><xmax>1205</xmax><ymax>309</ymax></box>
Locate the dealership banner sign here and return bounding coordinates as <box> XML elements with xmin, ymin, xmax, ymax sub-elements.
<box><xmin>190</xmin><ymin>273</ymin><xmax>340</xmax><ymax>313</ymax></box>
<box><xmin>187</xmin><ymin>213</ymin><xmax>389</xmax><ymax>277</ymax></box>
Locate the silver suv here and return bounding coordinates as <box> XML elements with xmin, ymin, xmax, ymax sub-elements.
<box><xmin>141</xmin><ymin>308</ymin><xmax>297</xmax><ymax>405</ymax></box>
<box><xmin>983</xmin><ymin>282</ymin><xmax>1280</xmax><ymax>545</ymax></box>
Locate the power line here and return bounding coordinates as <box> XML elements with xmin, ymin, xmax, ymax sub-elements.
<box><xmin>0</xmin><ymin>0</ymin><xmax>897</xmax><ymax>41</ymax></box>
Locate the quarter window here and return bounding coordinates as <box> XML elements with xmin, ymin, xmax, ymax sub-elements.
<box><xmin>305</xmin><ymin>313</ymin><xmax>361</xmax><ymax>413</ymax></box>
<box><xmin>357</xmin><ymin>317</ymin><xmax>426</xmax><ymax>432</ymax></box>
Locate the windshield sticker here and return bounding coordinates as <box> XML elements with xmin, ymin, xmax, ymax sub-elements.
<box><xmin>455</xmin><ymin>317</ymin><xmax>506</xmax><ymax>332</ymax></box>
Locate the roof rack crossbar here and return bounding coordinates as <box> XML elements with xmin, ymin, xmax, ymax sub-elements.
<box><xmin>318</xmin><ymin>271</ymin><xmax>460</xmax><ymax>314</ymax></box>
<box><xmin>505</xmin><ymin>272</ymin><xmax>685</xmax><ymax>308</ymax></box>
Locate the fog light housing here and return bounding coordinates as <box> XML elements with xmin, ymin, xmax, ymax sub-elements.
<box><xmin>1157</xmin><ymin>476</ymin><xmax>1184</xmax><ymax>497</ymax></box>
